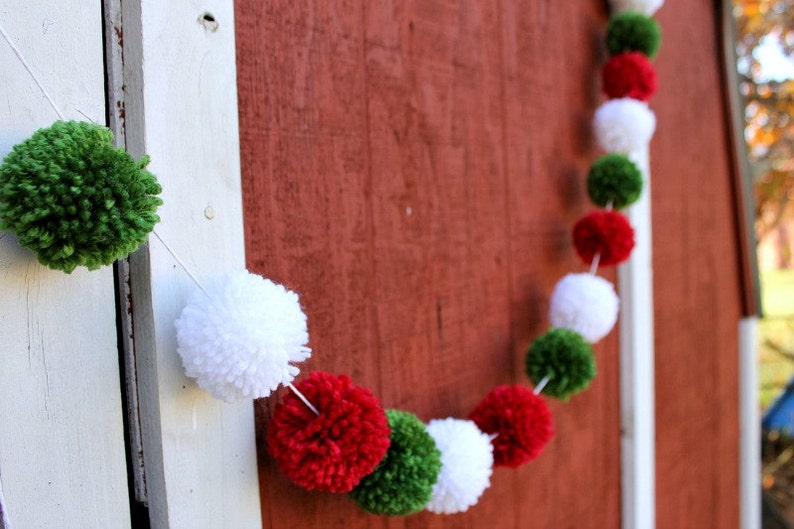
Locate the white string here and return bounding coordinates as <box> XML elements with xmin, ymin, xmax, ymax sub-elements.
<box><xmin>74</xmin><ymin>108</ymin><xmax>97</xmax><ymax>124</ymax></box>
<box><xmin>152</xmin><ymin>236</ymin><xmax>324</xmax><ymax>414</ymax></box>
<box><xmin>0</xmin><ymin>22</ymin><xmax>65</xmax><ymax>121</ymax></box>
<box><xmin>534</xmin><ymin>375</ymin><xmax>551</xmax><ymax>395</ymax></box>
<box><xmin>588</xmin><ymin>199</ymin><xmax>614</xmax><ymax>276</ymax></box>
<box><xmin>589</xmin><ymin>253</ymin><xmax>601</xmax><ymax>275</ymax></box>
<box><xmin>287</xmin><ymin>383</ymin><xmax>320</xmax><ymax>416</ymax></box>
<box><xmin>149</xmin><ymin>230</ymin><xmax>210</xmax><ymax>297</ymax></box>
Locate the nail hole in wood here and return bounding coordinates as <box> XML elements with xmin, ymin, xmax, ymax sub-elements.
<box><xmin>198</xmin><ymin>12</ymin><xmax>219</xmax><ymax>33</ymax></box>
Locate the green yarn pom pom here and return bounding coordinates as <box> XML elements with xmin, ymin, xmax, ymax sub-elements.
<box><xmin>605</xmin><ymin>12</ymin><xmax>661</xmax><ymax>59</ymax></box>
<box><xmin>526</xmin><ymin>328</ymin><xmax>596</xmax><ymax>400</ymax></box>
<box><xmin>350</xmin><ymin>409</ymin><xmax>441</xmax><ymax>516</ymax></box>
<box><xmin>0</xmin><ymin>121</ymin><xmax>162</xmax><ymax>272</ymax></box>
<box><xmin>587</xmin><ymin>153</ymin><xmax>643</xmax><ymax>210</ymax></box>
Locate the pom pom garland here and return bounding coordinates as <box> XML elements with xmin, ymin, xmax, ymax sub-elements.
<box><xmin>350</xmin><ymin>409</ymin><xmax>442</xmax><ymax>516</ymax></box>
<box><xmin>469</xmin><ymin>385</ymin><xmax>554</xmax><ymax>468</ymax></box>
<box><xmin>174</xmin><ymin>270</ymin><xmax>311</xmax><ymax>402</ymax></box>
<box><xmin>587</xmin><ymin>153</ymin><xmax>644</xmax><ymax>210</ymax></box>
<box><xmin>602</xmin><ymin>51</ymin><xmax>657</xmax><ymax>102</ymax></box>
<box><xmin>609</xmin><ymin>0</ymin><xmax>664</xmax><ymax>16</ymax></box>
<box><xmin>593</xmin><ymin>98</ymin><xmax>656</xmax><ymax>154</ymax></box>
<box><xmin>549</xmin><ymin>273</ymin><xmax>620</xmax><ymax>343</ymax></box>
<box><xmin>573</xmin><ymin>210</ymin><xmax>635</xmax><ymax>267</ymax></box>
<box><xmin>266</xmin><ymin>372</ymin><xmax>391</xmax><ymax>493</ymax></box>
<box><xmin>0</xmin><ymin>120</ymin><xmax>162</xmax><ymax>272</ymax></box>
<box><xmin>526</xmin><ymin>328</ymin><xmax>596</xmax><ymax>400</ymax></box>
<box><xmin>0</xmin><ymin>0</ymin><xmax>666</xmax><ymax>517</ymax></box>
<box><xmin>605</xmin><ymin>11</ymin><xmax>662</xmax><ymax>59</ymax></box>
<box><xmin>424</xmin><ymin>418</ymin><xmax>494</xmax><ymax>514</ymax></box>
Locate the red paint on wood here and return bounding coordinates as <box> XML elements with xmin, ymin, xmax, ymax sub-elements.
<box><xmin>236</xmin><ymin>1</ymin><xmax>743</xmax><ymax>528</ymax></box>
<box><xmin>652</xmin><ymin>2</ymin><xmax>742</xmax><ymax>528</ymax></box>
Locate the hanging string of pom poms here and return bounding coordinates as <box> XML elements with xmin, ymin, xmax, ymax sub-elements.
<box><xmin>0</xmin><ymin>0</ymin><xmax>663</xmax><ymax>517</ymax></box>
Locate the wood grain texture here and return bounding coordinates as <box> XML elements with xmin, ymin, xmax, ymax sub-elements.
<box><xmin>236</xmin><ymin>1</ymin><xmax>622</xmax><ymax>527</ymax></box>
<box><xmin>119</xmin><ymin>1</ymin><xmax>262</xmax><ymax>527</ymax></box>
<box><xmin>237</xmin><ymin>1</ymin><xmax>746</xmax><ymax>528</ymax></box>
<box><xmin>0</xmin><ymin>2</ymin><xmax>130</xmax><ymax>528</ymax></box>
<box><xmin>653</xmin><ymin>1</ymin><xmax>743</xmax><ymax>528</ymax></box>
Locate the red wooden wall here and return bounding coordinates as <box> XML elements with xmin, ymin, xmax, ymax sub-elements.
<box><xmin>652</xmin><ymin>1</ymin><xmax>744</xmax><ymax>527</ymax></box>
<box><xmin>235</xmin><ymin>1</ymin><xmax>745</xmax><ymax>528</ymax></box>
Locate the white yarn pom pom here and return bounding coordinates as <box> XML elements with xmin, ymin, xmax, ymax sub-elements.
<box><xmin>609</xmin><ymin>0</ymin><xmax>664</xmax><ymax>16</ymax></box>
<box><xmin>593</xmin><ymin>98</ymin><xmax>656</xmax><ymax>154</ymax></box>
<box><xmin>174</xmin><ymin>270</ymin><xmax>311</xmax><ymax>402</ymax></box>
<box><xmin>549</xmin><ymin>273</ymin><xmax>619</xmax><ymax>343</ymax></box>
<box><xmin>425</xmin><ymin>418</ymin><xmax>494</xmax><ymax>515</ymax></box>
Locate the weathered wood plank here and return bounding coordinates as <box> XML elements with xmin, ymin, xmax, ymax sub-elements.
<box><xmin>0</xmin><ymin>2</ymin><xmax>130</xmax><ymax>528</ymax></box>
<box><xmin>118</xmin><ymin>1</ymin><xmax>261</xmax><ymax>527</ymax></box>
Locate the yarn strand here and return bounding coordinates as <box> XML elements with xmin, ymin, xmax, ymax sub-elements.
<box><xmin>287</xmin><ymin>382</ymin><xmax>320</xmax><ymax>416</ymax></box>
<box><xmin>589</xmin><ymin>253</ymin><xmax>602</xmax><ymax>275</ymax></box>
<box><xmin>0</xmin><ymin>22</ymin><xmax>65</xmax><ymax>121</ymax></box>
<box><xmin>533</xmin><ymin>375</ymin><xmax>551</xmax><ymax>395</ymax></box>
<box><xmin>589</xmin><ymin>200</ymin><xmax>613</xmax><ymax>275</ymax></box>
<box><xmin>150</xmin><ymin>230</ymin><xmax>210</xmax><ymax>297</ymax></box>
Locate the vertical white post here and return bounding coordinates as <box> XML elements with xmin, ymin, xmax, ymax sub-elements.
<box><xmin>115</xmin><ymin>1</ymin><xmax>262</xmax><ymax>527</ymax></box>
<box><xmin>718</xmin><ymin>1</ymin><xmax>761</xmax><ymax>526</ymax></box>
<box><xmin>619</xmin><ymin>147</ymin><xmax>655</xmax><ymax>529</ymax></box>
<box><xmin>0</xmin><ymin>3</ymin><xmax>130</xmax><ymax>528</ymax></box>
<box><xmin>739</xmin><ymin>316</ymin><xmax>760</xmax><ymax>529</ymax></box>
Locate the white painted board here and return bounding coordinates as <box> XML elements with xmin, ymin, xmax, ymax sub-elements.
<box><xmin>0</xmin><ymin>2</ymin><xmax>130</xmax><ymax>528</ymax></box>
<box><xmin>739</xmin><ymin>317</ymin><xmax>760</xmax><ymax>529</ymax></box>
<box><xmin>619</xmin><ymin>146</ymin><xmax>655</xmax><ymax>529</ymax></box>
<box><xmin>117</xmin><ymin>0</ymin><xmax>262</xmax><ymax>527</ymax></box>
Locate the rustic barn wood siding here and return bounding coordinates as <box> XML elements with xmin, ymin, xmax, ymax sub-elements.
<box><xmin>652</xmin><ymin>2</ymin><xmax>744</xmax><ymax>528</ymax></box>
<box><xmin>235</xmin><ymin>1</ymin><xmax>744</xmax><ymax>528</ymax></box>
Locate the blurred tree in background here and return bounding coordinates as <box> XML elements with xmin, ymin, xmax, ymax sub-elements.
<box><xmin>734</xmin><ymin>0</ymin><xmax>794</xmax><ymax>250</ymax></box>
<box><xmin>737</xmin><ymin>5</ymin><xmax>794</xmax><ymax>526</ymax></box>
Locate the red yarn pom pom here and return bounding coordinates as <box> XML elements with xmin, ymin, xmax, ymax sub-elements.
<box><xmin>468</xmin><ymin>385</ymin><xmax>554</xmax><ymax>468</ymax></box>
<box><xmin>573</xmin><ymin>210</ymin><xmax>635</xmax><ymax>266</ymax></box>
<box><xmin>602</xmin><ymin>51</ymin><xmax>657</xmax><ymax>101</ymax></box>
<box><xmin>266</xmin><ymin>371</ymin><xmax>391</xmax><ymax>492</ymax></box>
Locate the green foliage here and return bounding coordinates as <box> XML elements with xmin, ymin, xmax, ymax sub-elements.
<box><xmin>525</xmin><ymin>328</ymin><xmax>596</xmax><ymax>400</ymax></box>
<box><xmin>0</xmin><ymin>120</ymin><xmax>162</xmax><ymax>272</ymax></box>
<box><xmin>587</xmin><ymin>153</ymin><xmax>643</xmax><ymax>209</ymax></box>
<box><xmin>350</xmin><ymin>409</ymin><xmax>441</xmax><ymax>516</ymax></box>
<box><xmin>606</xmin><ymin>12</ymin><xmax>662</xmax><ymax>59</ymax></box>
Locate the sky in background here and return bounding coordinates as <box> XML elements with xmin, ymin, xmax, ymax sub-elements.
<box><xmin>754</xmin><ymin>32</ymin><xmax>794</xmax><ymax>81</ymax></box>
